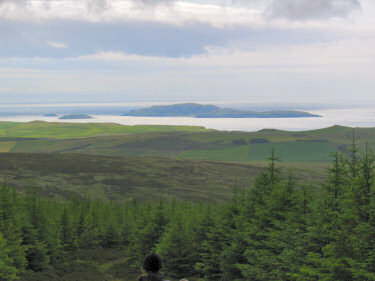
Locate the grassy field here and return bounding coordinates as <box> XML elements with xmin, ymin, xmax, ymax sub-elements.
<box><xmin>1</xmin><ymin>121</ymin><xmax>374</xmax><ymax>163</ymax></box>
<box><xmin>179</xmin><ymin>141</ymin><xmax>338</xmax><ymax>162</ymax></box>
<box><xmin>0</xmin><ymin>153</ymin><xmax>328</xmax><ymax>203</ymax></box>
<box><xmin>0</xmin><ymin>121</ymin><xmax>209</xmax><ymax>139</ymax></box>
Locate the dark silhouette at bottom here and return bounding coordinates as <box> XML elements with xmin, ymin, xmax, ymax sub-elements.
<box><xmin>138</xmin><ymin>253</ymin><xmax>169</xmax><ymax>281</ymax></box>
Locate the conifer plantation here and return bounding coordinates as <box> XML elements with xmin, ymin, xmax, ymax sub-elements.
<box><xmin>1</xmin><ymin>143</ymin><xmax>375</xmax><ymax>280</ymax></box>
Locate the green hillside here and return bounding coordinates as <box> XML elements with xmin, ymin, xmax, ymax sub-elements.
<box><xmin>0</xmin><ymin>121</ymin><xmax>208</xmax><ymax>139</ymax></box>
<box><xmin>1</xmin><ymin>122</ymin><xmax>374</xmax><ymax>163</ymax></box>
<box><xmin>180</xmin><ymin>140</ymin><xmax>337</xmax><ymax>162</ymax></box>
<box><xmin>0</xmin><ymin>153</ymin><xmax>260</xmax><ymax>202</ymax></box>
<box><xmin>0</xmin><ymin>153</ymin><xmax>327</xmax><ymax>203</ymax></box>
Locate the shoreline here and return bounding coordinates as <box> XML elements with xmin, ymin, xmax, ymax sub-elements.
<box><xmin>0</xmin><ymin>108</ymin><xmax>374</xmax><ymax>132</ymax></box>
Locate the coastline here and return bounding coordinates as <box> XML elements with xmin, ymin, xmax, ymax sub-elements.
<box><xmin>0</xmin><ymin>107</ymin><xmax>374</xmax><ymax>132</ymax></box>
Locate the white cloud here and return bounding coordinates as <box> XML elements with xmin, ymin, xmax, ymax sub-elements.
<box><xmin>267</xmin><ymin>0</ymin><xmax>361</xmax><ymax>20</ymax></box>
<box><xmin>77</xmin><ymin>51</ymin><xmax>179</xmax><ymax>62</ymax></box>
<box><xmin>47</xmin><ymin>41</ymin><xmax>68</xmax><ymax>49</ymax></box>
<box><xmin>2</xmin><ymin>33</ymin><xmax>373</xmax><ymax>102</ymax></box>
<box><xmin>74</xmin><ymin>34</ymin><xmax>375</xmax><ymax>71</ymax></box>
<box><xmin>0</xmin><ymin>0</ymin><xmax>372</xmax><ymax>31</ymax></box>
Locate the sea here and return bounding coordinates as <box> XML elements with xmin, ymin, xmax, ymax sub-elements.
<box><xmin>0</xmin><ymin>103</ymin><xmax>374</xmax><ymax>132</ymax></box>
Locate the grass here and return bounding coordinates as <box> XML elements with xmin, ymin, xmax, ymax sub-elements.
<box><xmin>179</xmin><ymin>145</ymin><xmax>251</xmax><ymax>161</ymax></box>
<box><xmin>0</xmin><ymin>153</ymin><xmax>327</xmax><ymax>203</ymax></box>
<box><xmin>0</xmin><ymin>121</ymin><xmax>209</xmax><ymax>139</ymax></box>
<box><xmin>0</xmin><ymin>153</ymin><xmax>261</xmax><ymax>203</ymax></box>
<box><xmin>2</xmin><ymin>122</ymin><xmax>375</xmax><ymax>163</ymax></box>
<box><xmin>179</xmin><ymin>141</ymin><xmax>337</xmax><ymax>163</ymax></box>
<box><xmin>247</xmin><ymin>141</ymin><xmax>337</xmax><ymax>162</ymax></box>
<box><xmin>19</xmin><ymin>249</ymin><xmax>139</xmax><ymax>281</ymax></box>
<box><xmin>0</xmin><ymin>141</ymin><xmax>16</xmax><ymax>152</ymax></box>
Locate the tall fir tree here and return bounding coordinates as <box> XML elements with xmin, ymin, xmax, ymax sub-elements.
<box><xmin>156</xmin><ymin>208</ymin><xmax>196</xmax><ymax>279</ymax></box>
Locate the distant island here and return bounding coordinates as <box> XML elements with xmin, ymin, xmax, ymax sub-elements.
<box><xmin>43</xmin><ymin>113</ymin><xmax>58</xmax><ymax>117</ymax></box>
<box><xmin>59</xmin><ymin>114</ymin><xmax>93</xmax><ymax>120</ymax></box>
<box><xmin>122</xmin><ymin>103</ymin><xmax>321</xmax><ymax>118</ymax></box>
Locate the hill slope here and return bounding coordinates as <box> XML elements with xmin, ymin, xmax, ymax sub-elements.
<box><xmin>2</xmin><ymin>123</ymin><xmax>374</xmax><ymax>163</ymax></box>
<box><xmin>0</xmin><ymin>153</ymin><xmax>326</xmax><ymax>202</ymax></box>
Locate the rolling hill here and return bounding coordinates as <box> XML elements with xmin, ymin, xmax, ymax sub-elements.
<box><xmin>0</xmin><ymin>121</ymin><xmax>372</xmax><ymax>203</ymax></box>
<box><xmin>1</xmin><ymin>121</ymin><xmax>374</xmax><ymax>163</ymax></box>
<box><xmin>0</xmin><ymin>153</ymin><xmax>327</xmax><ymax>202</ymax></box>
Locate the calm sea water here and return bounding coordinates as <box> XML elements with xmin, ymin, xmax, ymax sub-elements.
<box><xmin>0</xmin><ymin>108</ymin><xmax>374</xmax><ymax>132</ymax></box>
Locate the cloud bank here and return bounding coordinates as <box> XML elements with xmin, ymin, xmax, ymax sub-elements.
<box><xmin>268</xmin><ymin>0</ymin><xmax>361</xmax><ymax>20</ymax></box>
<box><xmin>0</xmin><ymin>0</ymin><xmax>364</xmax><ymax>28</ymax></box>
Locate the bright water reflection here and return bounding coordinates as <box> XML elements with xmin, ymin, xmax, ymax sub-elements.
<box><xmin>0</xmin><ymin>108</ymin><xmax>374</xmax><ymax>132</ymax></box>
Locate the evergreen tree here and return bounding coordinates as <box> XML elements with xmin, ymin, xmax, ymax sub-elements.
<box><xmin>344</xmin><ymin>143</ymin><xmax>375</xmax><ymax>279</ymax></box>
<box><xmin>157</xmin><ymin>210</ymin><xmax>196</xmax><ymax>279</ymax></box>
<box><xmin>60</xmin><ymin>206</ymin><xmax>76</xmax><ymax>251</ymax></box>
<box><xmin>23</xmin><ymin>188</ymin><xmax>57</xmax><ymax>270</ymax></box>
<box><xmin>196</xmin><ymin>212</ymin><xmax>225</xmax><ymax>280</ymax></box>
<box><xmin>348</xmin><ymin>128</ymin><xmax>360</xmax><ymax>179</ymax></box>
<box><xmin>78</xmin><ymin>200</ymin><xmax>102</xmax><ymax>248</ymax></box>
<box><xmin>0</xmin><ymin>232</ymin><xmax>18</xmax><ymax>281</ymax></box>
<box><xmin>219</xmin><ymin>187</ymin><xmax>246</xmax><ymax>281</ymax></box>
<box><xmin>97</xmin><ymin>202</ymin><xmax>121</xmax><ymax>248</ymax></box>
<box><xmin>0</xmin><ymin>185</ymin><xmax>26</xmax><ymax>272</ymax></box>
<box><xmin>127</xmin><ymin>201</ymin><xmax>167</xmax><ymax>270</ymax></box>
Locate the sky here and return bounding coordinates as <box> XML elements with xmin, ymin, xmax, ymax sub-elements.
<box><xmin>1</xmin><ymin>0</ymin><xmax>375</xmax><ymax>106</ymax></box>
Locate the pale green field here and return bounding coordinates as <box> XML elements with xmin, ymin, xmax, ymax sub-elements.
<box><xmin>178</xmin><ymin>141</ymin><xmax>337</xmax><ymax>162</ymax></box>
<box><xmin>0</xmin><ymin>121</ymin><xmax>209</xmax><ymax>138</ymax></box>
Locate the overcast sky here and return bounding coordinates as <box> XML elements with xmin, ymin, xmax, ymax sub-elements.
<box><xmin>1</xmin><ymin>0</ymin><xmax>374</xmax><ymax>105</ymax></box>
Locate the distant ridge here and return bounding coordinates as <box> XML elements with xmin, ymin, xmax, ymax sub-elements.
<box><xmin>122</xmin><ymin>103</ymin><xmax>321</xmax><ymax>118</ymax></box>
<box><xmin>59</xmin><ymin>114</ymin><xmax>93</xmax><ymax>120</ymax></box>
